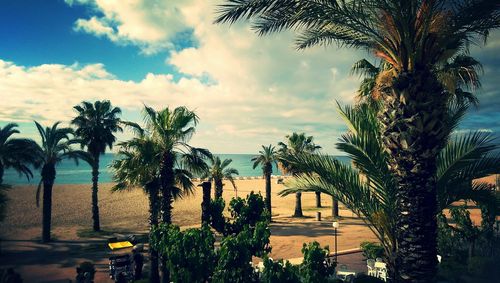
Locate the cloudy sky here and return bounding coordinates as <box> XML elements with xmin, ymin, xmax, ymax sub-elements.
<box><xmin>0</xmin><ymin>0</ymin><xmax>499</xmax><ymax>154</ymax></box>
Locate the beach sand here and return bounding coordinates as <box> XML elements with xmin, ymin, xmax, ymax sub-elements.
<box><xmin>1</xmin><ymin>176</ymin><xmax>496</xmax><ymax>282</ymax></box>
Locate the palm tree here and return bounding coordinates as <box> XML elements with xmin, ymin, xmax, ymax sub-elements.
<box><xmin>280</xmin><ymin>103</ymin><xmax>500</xmax><ymax>279</ymax></box>
<box><xmin>72</xmin><ymin>100</ymin><xmax>122</xmax><ymax>232</ymax></box>
<box><xmin>131</xmin><ymin>106</ymin><xmax>210</xmax><ymax>225</ymax></box>
<box><xmin>126</xmin><ymin>106</ymin><xmax>210</xmax><ymax>283</ymax></box>
<box><xmin>0</xmin><ymin>123</ymin><xmax>41</xmax><ymax>185</ymax></box>
<box><xmin>202</xmin><ymin>156</ymin><xmax>239</xmax><ymax>199</ymax></box>
<box><xmin>350</xmin><ymin>56</ymin><xmax>481</xmax><ymax>110</ymax></box>
<box><xmin>34</xmin><ymin>121</ymin><xmax>89</xmax><ymax>242</ymax></box>
<box><xmin>252</xmin><ymin>144</ymin><xmax>278</xmax><ymax>220</ymax></box>
<box><xmin>111</xmin><ymin>135</ymin><xmax>162</xmax><ymax>283</ymax></box>
<box><xmin>278</xmin><ymin>132</ymin><xmax>321</xmax><ymax>217</ymax></box>
<box><xmin>215</xmin><ymin>2</ymin><xmax>499</xmax><ymax>280</ymax></box>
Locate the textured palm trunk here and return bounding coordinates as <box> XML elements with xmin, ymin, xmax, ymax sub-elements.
<box><xmin>214</xmin><ymin>178</ymin><xmax>223</xmax><ymax>199</ymax></box>
<box><xmin>159</xmin><ymin>152</ymin><xmax>174</xmax><ymax>283</ymax></box>
<box><xmin>315</xmin><ymin>192</ymin><xmax>321</xmax><ymax>208</ymax></box>
<box><xmin>201</xmin><ymin>181</ymin><xmax>211</xmax><ymax>225</ymax></box>
<box><xmin>41</xmin><ymin>164</ymin><xmax>56</xmax><ymax>243</ymax></box>
<box><xmin>264</xmin><ymin>171</ymin><xmax>272</xmax><ymax>220</ymax></box>
<box><xmin>91</xmin><ymin>154</ymin><xmax>100</xmax><ymax>232</ymax></box>
<box><xmin>147</xmin><ymin>181</ymin><xmax>160</xmax><ymax>283</ymax></box>
<box><xmin>293</xmin><ymin>192</ymin><xmax>303</xmax><ymax>217</ymax></box>
<box><xmin>331</xmin><ymin>196</ymin><xmax>339</xmax><ymax>218</ymax></box>
<box><xmin>379</xmin><ymin>71</ymin><xmax>444</xmax><ymax>282</ymax></box>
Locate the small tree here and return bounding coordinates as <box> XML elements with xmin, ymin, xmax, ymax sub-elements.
<box><xmin>252</xmin><ymin>145</ymin><xmax>278</xmax><ymax>220</ymax></box>
<box><xmin>202</xmin><ymin>156</ymin><xmax>238</xmax><ymax>199</ymax></box>
<box><xmin>209</xmin><ymin>191</ymin><xmax>269</xmax><ymax>236</ymax></box>
<box><xmin>300</xmin><ymin>242</ymin><xmax>336</xmax><ymax>283</ymax></box>
<box><xmin>213</xmin><ymin>228</ymin><xmax>260</xmax><ymax>283</ymax></box>
<box><xmin>261</xmin><ymin>257</ymin><xmax>301</xmax><ymax>283</ymax></box>
<box><xmin>151</xmin><ymin>225</ymin><xmax>216</xmax><ymax>283</ymax></box>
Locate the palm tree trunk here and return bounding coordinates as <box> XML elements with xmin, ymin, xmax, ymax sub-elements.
<box><xmin>265</xmin><ymin>172</ymin><xmax>272</xmax><ymax>220</ymax></box>
<box><xmin>91</xmin><ymin>154</ymin><xmax>100</xmax><ymax>232</ymax></box>
<box><xmin>160</xmin><ymin>152</ymin><xmax>174</xmax><ymax>283</ymax></box>
<box><xmin>42</xmin><ymin>164</ymin><xmax>56</xmax><ymax>243</ymax></box>
<box><xmin>214</xmin><ymin>179</ymin><xmax>223</xmax><ymax>199</ymax></box>
<box><xmin>332</xmin><ymin>196</ymin><xmax>339</xmax><ymax>218</ymax></box>
<box><xmin>293</xmin><ymin>192</ymin><xmax>303</xmax><ymax>217</ymax></box>
<box><xmin>147</xmin><ymin>181</ymin><xmax>160</xmax><ymax>283</ymax></box>
<box><xmin>315</xmin><ymin>192</ymin><xmax>321</xmax><ymax>208</ymax></box>
<box><xmin>201</xmin><ymin>181</ymin><xmax>211</xmax><ymax>225</ymax></box>
<box><xmin>379</xmin><ymin>71</ymin><xmax>444</xmax><ymax>282</ymax></box>
<box><xmin>160</xmin><ymin>153</ymin><xmax>174</xmax><ymax>225</ymax></box>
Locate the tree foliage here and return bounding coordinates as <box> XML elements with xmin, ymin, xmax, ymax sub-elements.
<box><xmin>209</xmin><ymin>191</ymin><xmax>270</xmax><ymax>237</ymax></box>
<box><xmin>151</xmin><ymin>225</ymin><xmax>216</xmax><ymax>283</ymax></box>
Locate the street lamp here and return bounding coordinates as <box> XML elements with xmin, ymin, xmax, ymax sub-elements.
<box><xmin>332</xmin><ymin>221</ymin><xmax>339</xmax><ymax>263</ymax></box>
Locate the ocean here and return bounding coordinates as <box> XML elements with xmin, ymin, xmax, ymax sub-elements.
<box><xmin>3</xmin><ymin>154</ymin><xmax>351</xmax><ymax>185</ymax></box>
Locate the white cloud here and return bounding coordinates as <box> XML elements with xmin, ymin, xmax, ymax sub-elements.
<box><xmin>74</xmin><ymin>17</ymin><xmax>116</xmax><ymax>39</ymax></box>
<box><xmin>4</xmin><ymin>0</ymin><xmax>374</xmax><ymax>153</ymax></box>
<box><xmin>68</xmin><ymin>0</ymin><xmax>192</xmax><ymax>54</ymax></box>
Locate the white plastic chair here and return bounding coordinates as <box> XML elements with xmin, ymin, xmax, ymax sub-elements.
<box><xmin>374</xmin><ymin>262</ymin><xmax>387</xmax><ymax>282</ymax></box>
<box><xmin>367</xmin><ymin>259</ymin><xmax>376</xmax><ymax>276</ymax></box>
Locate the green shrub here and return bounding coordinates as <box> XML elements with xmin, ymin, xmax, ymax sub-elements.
<box><xmin>150</xmin><ymin>225</ymin><xmax>216</xmax><ymax>283</ymax></box>
<box><xmin>299</xmin><ymin>241</ymin><xmax>336</xmax><ymax>283</ymax></box>
<box><xmin>359</xmin><ymin>241</ymin><xmax>384</xmax><ymax>260</ymax></box>
<box><xmin>210</xmin><ymin>191</ymin><xmax>269</xmax><ymax>236</ymax></box>
<box><xmin>212</xmin><ymin>229</ymin><xmax>259</xmax><ymax>283</ymax></box>
<box><xmin>260</xmin><ymin>257</ymin><xmax>300</xmax><ymax>283</ymax></box>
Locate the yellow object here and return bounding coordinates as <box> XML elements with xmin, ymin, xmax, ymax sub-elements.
<box><xmin>108</xmin><ymin>241</ymin><xmax>133</xmax><ymax>250</ymax></box>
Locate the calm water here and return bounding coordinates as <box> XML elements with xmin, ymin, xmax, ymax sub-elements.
<box><xmin>3</xmin><ymin>154</ymin><xmax>350</xmax><ymax>185</ymax></box>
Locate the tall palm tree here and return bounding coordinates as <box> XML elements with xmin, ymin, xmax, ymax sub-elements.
<box><xmin>111</xmin><ymin>136</ymin><xmax>162</xmax><ymax>283</ymax></box>
<box><xmin>350</xmin><ymin>56</ymin><xmax>481</xmax><ymax>110</ymax></box>
<box><xmin>252</xmin><ymin>144</ymin><xmax>278</xmax><ymax>220</ymax></box>
<box><xmin>202</xmin><ymin>156</ymin><xmax>239</xmax><ymax>199</ymax></box>
<box><xmin>278</xmin><ymin>133</ymin><xmax>321</xmax><ymax>217</ymax></box>
<box><xmin>131</xmin><ymin>106</ymin><xmax>210</xmax><ymax>225</ymax></box>
<box><xmin>280</xmin><ymin>103</ymin><xmax>500</xmax><ymax>279</ymax></box>
<box><xmin>0</xmin><ymin>123</ymin><xmax>41</xmax><ymax>185</ymax></box>
<box><xmin>126</xmin><ymin>106</ymin><xmax>210</xmax><ymax>283</ymax></box>
<box><xmin>215</xmin><ymin>2</ymin><xmax>499</xmax><ymax>280</ymax></box>
<box><xmin>72</xmin><ymin>100</ymin><xmax>122</xmax><ymax>232</ymax></box>
<box><xmin>34</xmin><ymin>121</ymin><xmax>88</xmax><ymax>242</ymax></box>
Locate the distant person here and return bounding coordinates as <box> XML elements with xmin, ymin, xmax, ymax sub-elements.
<box><xmin>132</xmin><ymin>249</ymin><xmax>144</xmax><ymax>280</ymax></box>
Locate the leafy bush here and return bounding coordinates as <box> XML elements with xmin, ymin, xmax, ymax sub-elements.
<box><xmin>260</xmin><ymin>257</ymin><xmax>300</xmax><ymax>283</ymax></box>
<box><xmin>359</xmin><ymin>241</ymin><xmax>384</xmax><ymax>260</ymax></box>
<box><xmin>299</xmin><ymin>241</ymin><xmax>336</xmax><ymax>283</ymax></box>
<box><xmin>210</xmin><ymin>191</ymin><xmax>269</xmax><ymax>236</ymax></box>
<box><xmin>150</xmin><ymin>225</ymin><xmax>216</xmax><ymax>283</ymax></box>
<box><xmin>212</xmin><ymin>228</ymin><xmax>259</xmax><ymax>283</ymax></box>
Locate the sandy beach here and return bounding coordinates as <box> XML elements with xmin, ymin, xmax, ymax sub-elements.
<box><xmin>1</xmin><ymin>176</ymin><xmax>496</xmax><ymax>282</ymax></box>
